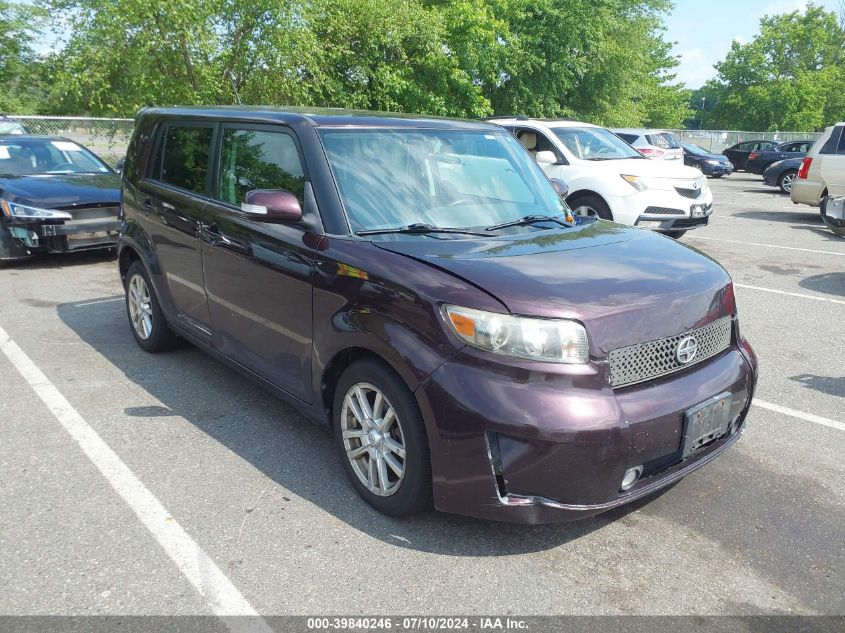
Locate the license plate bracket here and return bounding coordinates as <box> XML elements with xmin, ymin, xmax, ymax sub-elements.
<box><xmin>682</xmin><ymin>392</ymin><xmax>733</xmax><ymax>458</ymax></box>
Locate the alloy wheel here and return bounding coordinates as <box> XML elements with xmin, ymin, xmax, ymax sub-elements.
<box><xmin>572</xmin><ymin>205</ymin><xmax>599</xmax><ymax>218</ymax></box>
<box><xmin>341</xmin><ymin>382</ymin><xmax>407</xmax><ymax>497</ymax></box>
<box><xmin>781</xmin><ymin>172</ymin><xmax>796</xmax><ymax>193</ymax></box>
<box><xmin>127</xmin><ymin>274</ymin><xmax>153</xmax><ymax>340</ymax></box>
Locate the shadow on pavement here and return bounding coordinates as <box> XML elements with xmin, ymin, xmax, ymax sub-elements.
<box><xmin>56</xmin><ymin>296</ymin><xmax>663</xmax><ymax>556</ymax></box>
<box><xmin>799</xmin><ymin>272</ymin><xmax>845</xmax><ymax>297</ymax></box>
<box><xmin>789</xmin><ymin>373</ymin><xmax>845</xmax><ymax>399</ymax></box>
<box><xmin>0</xmin><ymin>249</ymin><xmax>116</xmax><ymax>271</ymax></box>
<box><xmin>731</xmin><ymin>210</ymin><xmax>823</xmax><ymax>225</ymax></box>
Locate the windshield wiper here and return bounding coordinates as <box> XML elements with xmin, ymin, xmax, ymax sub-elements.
<box><xmin>485</xmin><ymin>214</ymin><xmax>574</xmax><ymax>231</ymax></box>
<box><xmin>355</xmin><ymin>223</ymin><xmax>489</xmax><ymax>237</ymax></box>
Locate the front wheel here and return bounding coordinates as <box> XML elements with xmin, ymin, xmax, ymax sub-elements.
<box><xmin>125</xmin><ymin>260</ymin><xmax>179</xmax><ymax>352</ymax></box>
<box><xmin>567</xmin><ymin>194</ymin><xmax>613</xmax><ymax>220</ymax></box>
<box><xmin>778</xmin><ymin>170</ymin><xmax>798</xmax><ymax>194</ymax></box>
<box><xmin>333</xmin><ymin>359</ymin><xmax>432</xmax><ymax>516</ymax></box>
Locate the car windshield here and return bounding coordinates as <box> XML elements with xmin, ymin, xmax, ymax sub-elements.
<box><xmin>0</xmin><ymin>138</ymin><xmax>111</xmax><ymax>176</ymax></box>
<box><xmin>683</xmin><ymin>143</ymin><xmax>710</xmax><ymax>154</ymax></box>
<box><xmin>319</xmin><ymin>128</ymin><xmax>567</xmax><ymax>233</ymax></box>
<box><xmin>551</xmin><ymin>127</ymin><xmax>643</xmax><ymax>161</ymax></box>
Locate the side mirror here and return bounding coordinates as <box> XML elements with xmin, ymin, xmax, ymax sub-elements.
<box><xmin>243</xmin><ymin>189</ymin><xmax>302</xmax><ymax>222</ymax></box>
<box><xmin>550</xmin><ymin>178</ymin><xmax>569</xmax><ymax>199</ymax></box>
<box><xmin>535</xmin><ymin>150</ymin><xmax>561</xmax><ymax>165</ymax></box>
<box><xmin>115</xmin><ymin>157</ymin><xmax>125</xmax><ymax>175</ymax></box>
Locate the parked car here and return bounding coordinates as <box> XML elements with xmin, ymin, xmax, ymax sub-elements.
<box><xmin>611</xmin><ymin>128</ymin><xmax>683</xmax><ymax>161</ymax></box>
<box><xmin>745</xmin><ymin>141</ymin><xmax>813</xmax><ymax>175</ymax></box>
<box><xmin>681</xmin><ymin>143</ymin><xmax>733</xmax><ymax>177</ymax></box>
<box><xmin>820</xmin><ymin>195</ymin><xmax>845</xmax><ymax>237</ymax></box>
<box><xmin>722</xmin><ymin>140</ymin><xmax>778</xmax><ymax>171</ymax></box>
<box><xmin>119</xmin><ymin>107</ymin><xmax>757</xmax><ymax>524</ymax></box>
<box><xmin>763</xmin><ymin>158</ymin><xmax>803</xmax><ymax>194</ymax></box>
<box><xmin>0</xmin><ymin>135</ymin><xmax>121</xmax><ymax>263</ymax></box>
<box><xmin>0</xmin><ymin>115</ymin><xmax>29</xmax><ymax>135</ymax></box>
<box><xmin>791</xmin><ymin>122</ymin><xmax>845</xmax><ymax>212</ymax></box>
<box><xmin>491</xmin><ymin>118</ymin><xmax>713</xmax><ymax>237</ymax></box>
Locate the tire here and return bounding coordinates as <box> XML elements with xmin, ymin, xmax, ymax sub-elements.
<box><xmin>124</xmin><ymin>260</ymin><xmax>179</xmax><ymax>352</ymax></box>
<box><xmin>711</xmin><ymin>174</ymin><xmax>723</xmax><ymax>179</ymax></box>
<box><xmin>333</xmin><ymin>359</ymin><xmax>432</xmax><ymax>516</ymax></box>
<box><xmin>664</xmin><ymin>230</ymin><xmax>687</xmax><ymax>239</ymax></box>
<box><xmin>777</xmin><ymin>170</ymin><xmax>798</xmax><ymax>194</ymax></box>
<box><xmin>568</xmin><ymin>194</ymin><xmax>613</xmax><ymax>220</ymax></box>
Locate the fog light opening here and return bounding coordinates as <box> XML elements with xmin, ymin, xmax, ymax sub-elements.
<box><xmin>620</xmin><ymin>465</ymin><xmax>644</xmax><ymax>492</ymax></box>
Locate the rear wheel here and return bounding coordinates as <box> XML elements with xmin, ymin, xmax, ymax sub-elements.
<box><xmin>125</xmin><ymin>260</ymin><xmax>179</xmax><ymax>352</ymax></box>
<box><xmin>778</xmin><ymin>170</ymin><xmax>798</xmax><ymax>194</ymax></box>
<box><xmin>333</xmin><ymin>359</ymin><xmax>432</xmax><ymax>516</ymax></box>
<box><xmin>568</xmin><ymin>194</ymin><xmax>612</xmax><ymax>220</ymax></box>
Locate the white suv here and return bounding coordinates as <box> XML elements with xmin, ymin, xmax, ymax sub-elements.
<box><xmin>791</xmin><ymin>122</ymin><xmax>845</xmax><ymax>207</ymax></box>
<box><xmin>491</xmin><ymin>118</ymin><xmax>713</xmax><ymax>237</ymax></box>
<box><xmin>612</xmin><ymin>128</ymin><xmax>684</xmax><ymax>161</ymax></box>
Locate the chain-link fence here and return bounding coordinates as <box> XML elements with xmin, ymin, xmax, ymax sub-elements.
<box><xmin>8</xmin><ymin>116</ymin><xmax>134</xmax><ymax>169</ymax></box>
<box><xmin>4</xmin><ymin>115</ymin><xmax>827</xmax><ymax>168</ymax></box>
<box><xmin>667</xmin><ymin>129</ymin><xmax>823</xmax><ymax>154</ymax></box>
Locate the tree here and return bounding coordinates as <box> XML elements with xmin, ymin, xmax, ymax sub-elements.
<box><xmin>0</xmin><ymin>1</ymin><xmax>48</xmax><ymax>112</ymax></box>
<box><xmin>703</xmin><ymin>4</ymin><xmax>845</xmax><ymax>131</ymax></box>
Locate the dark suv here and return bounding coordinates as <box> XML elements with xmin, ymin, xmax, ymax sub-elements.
<box><xmin>119</xmin><ymin>107</ymin><xmax>758</xmax><ymax>524</ymax></box>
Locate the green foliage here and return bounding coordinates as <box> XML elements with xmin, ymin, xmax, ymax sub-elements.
<box><xmin>0</xmin><ymin>1</ymin><xmax>49</xmax><ymax>112</ymax></box>
<box><xmin>703</xmin><ymin>4</ymin><xmax>845</xmax><ymax>131</ymax></box>
<box><xmin>16</xmin><ymin>0</ymin><xmax>687</xmax><ymax>126</ymax></box>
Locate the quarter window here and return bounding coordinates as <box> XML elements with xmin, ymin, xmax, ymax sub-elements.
<box><xmin>837</xmin><ymin>128</ymin><xmax>845</xmax><ymax>155</ymax></box>
<box><xmin>150</xmin><ymin>125</ymin><xmax>213</xmax><ymax>194</ymax></box>
<box><xmin>217</xmin><ymin>129</ymin><xmax>305</xmax><ymax>207</ymax></box>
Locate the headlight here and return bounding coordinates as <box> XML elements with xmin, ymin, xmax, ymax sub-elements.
<box><xmin>0</xmin><ymin>200</ymin><xmax>72</xmax><ymax>220</ymax></box>
<box><xmin>443</xmin><ymin>305</ymin><xmax>589</xmax><ymax>363</ymax></box>
<box><xmin>621</xmin><ymin>174</ymin><xmax>648</xmax><ymax>192</ymax></box>
<box><xmin>705</xmin><ymin>159</ymin><xmax>720</xmax><ymax>165</ymax></box>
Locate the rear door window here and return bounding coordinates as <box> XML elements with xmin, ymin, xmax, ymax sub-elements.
<box><xmin>836</xmin><ymin>128</ymin><xmax>845</xmax><ymax>155</ymax></box>
<box><xmin>149</xmin><ymin>124</ymin><xmax>214</xmax><ymax>194</ymax></box>
<box><xmin>216</xmin><ymin>128</ymin><xmax>306</xmax><ymax>207</ymax></box>
<box><xmin>646</xmin><ymin>133</ymin><xmax>679</xmax><ymax>149</ymax></box>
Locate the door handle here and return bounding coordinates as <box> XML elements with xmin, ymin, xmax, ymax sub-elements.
<box><xmin>200</xmin><ymin>224</ymin><xmax>251</xmax><ymax>255</ymax></box>
<box><xmin>142</xmin><ymin>198</ymin><xmax>153</xmax><ymax>215</ymax></box>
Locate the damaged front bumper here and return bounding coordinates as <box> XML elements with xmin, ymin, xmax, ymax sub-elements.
<box><xmin>1</xmin><ymin>214</ymin><xmax>121</xmax><ymax>261</ymax></box>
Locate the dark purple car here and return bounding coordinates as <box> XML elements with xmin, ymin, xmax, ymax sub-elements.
<box><xmin>118</xmin><ymin>107</ymin><xmax>758</xmax><ymax>524</ymax></box>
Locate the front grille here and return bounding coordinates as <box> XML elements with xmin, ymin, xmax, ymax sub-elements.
<box><xmin>675</xmin><ymin>186</ymin><xmax>703</xmax><ymax>199</ymax></box>
<box><xmin>644</xmin><ymin>206</ymin><xmax>685</xmax><ymax>215</ymax></box>
<box><xmin>608</xmin><ymin>317</ymin><xmax>732</xmax><ymax>388</ymax></box>
<box><xmin>56</xmin><ymin>205</ymin><xmax>120</xmax><ymax>220</ymax></box>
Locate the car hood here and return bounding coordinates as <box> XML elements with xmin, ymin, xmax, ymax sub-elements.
<box><xmin>373</xmin><ymin>221</ymin><xmax>734</xmax><ymax>353</ymax></box>
<box><xmin>581</xmin><ymin>157</ymin><xmax>706</xmax><ymax>181</ymax></box>
<box><xmin>689</xmin><ymin>151</ymin><xmax>731</xmax><ymax>163</ymax></box>
<box><xmin>0</xmin><ymin>173</ymin><xmax>120</xmax><ymax>210</ymax></box>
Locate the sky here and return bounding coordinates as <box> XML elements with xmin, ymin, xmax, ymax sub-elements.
<box><xmin>665</xmin><ymin>0</ymin><xmax>843</xmax><ymax>88</ymax></box>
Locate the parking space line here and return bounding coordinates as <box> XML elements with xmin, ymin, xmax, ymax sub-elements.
<box><xmin>0</xmin><ymin>323</ymin><xmax>273</xmax><ymax>632</ymax></box>
<box><xmin>686</xmin><ymin>234</ymin><xmax>845</xmax><ymax>256</ymax></box>
<box><xmin>753</xmin><ymin>399</ymin><xmax>845</xmax><ymax>432</ymax></box>
<box><xmin>73</xmin><ymin>297</ymin><xmax>124</xmax><ymax>307</ymax></box>
<box><xmin>734</xmin><ymin>283</ymin><xmax>845</xmax><ymax>306</ymax></box>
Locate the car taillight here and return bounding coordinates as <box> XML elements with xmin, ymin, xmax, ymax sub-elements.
<box><xmin>639</xmin><ymin>148</ymin><xmax>665</xmax><ymax>158</ymax></box>
<box><xmin>798</xmin><ymin>157</ymin><xmax>813</xmax><ymax>179</ymax></box>
<box><xmin>748</xmin><ymin>152</ymin><xmax>759</xmax><ymax>160</ymax></box>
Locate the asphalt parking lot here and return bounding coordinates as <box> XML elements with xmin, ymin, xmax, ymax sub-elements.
<box><xmin>0</xmin><ymin>174</ymin><xmax>843</xmax><ymax>624</ymax></box>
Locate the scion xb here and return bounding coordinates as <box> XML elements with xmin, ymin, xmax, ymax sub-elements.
<box><xmin>119</xmin><ymin>107</ymin><xmax>757</xmax><ymax>523</ymax></box>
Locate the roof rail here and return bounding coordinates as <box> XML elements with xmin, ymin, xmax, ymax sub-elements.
<box><xmin>485</xmin><ymin>115</ymin><xmax>529</xmax><ymax>121</ymax></box>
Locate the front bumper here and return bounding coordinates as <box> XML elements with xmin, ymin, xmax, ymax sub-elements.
<box><xmin>607</xmin><ymin>186</ymin><xmax>714</xmax><ymax>229</ymax></box>
<box><xmin>1</xmin><ymin>217</ymin><xmax>120</xmax><ymax>259</ymax></box>
<box><xmin>416</xmin><ymin>338</ymin><xmax>757</xmax><ymax>524</ymax></box>
<box><xmin>700</xmin><ymin>162</ymin><xmax>733</xmax><ymax>177</ymax></box>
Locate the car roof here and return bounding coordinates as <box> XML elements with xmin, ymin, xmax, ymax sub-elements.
<box><xmin>138</xmin><ymin>106</ymin><xmax>500</xmax><ymax>131</ymax></box>
<box><xmin>611</xmin><ymin>128</ymin><xmax>671</xmax><ymax>134</ymax></box>
<box><xmin>486</xmin><ymin>117</ymin><xmax>601</xmax><ymax>130</ymax></box>
<box><xmin>0</xmin><ymin>134</ymin><xmax>75</xmax><ymax>142</ymax></box>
